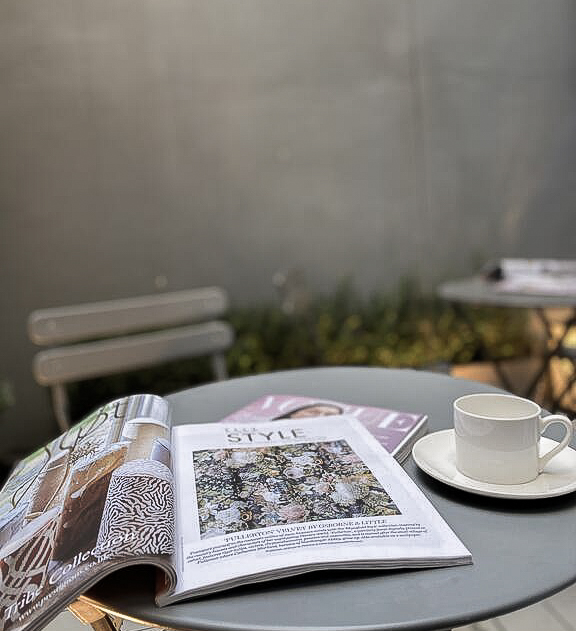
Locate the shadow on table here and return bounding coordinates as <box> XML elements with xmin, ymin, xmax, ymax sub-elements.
<box><xmin>412</xmin><ymin>467</ymin><xmax>576</xmax><ymax>515</ymax></box>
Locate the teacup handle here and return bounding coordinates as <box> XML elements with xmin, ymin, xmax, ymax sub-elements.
<box><xmin>538</xmin><ymin>414</ymin><xmax>574</xmax><ymax>472</ymax></box>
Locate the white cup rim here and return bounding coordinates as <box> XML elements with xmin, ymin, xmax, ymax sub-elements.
<box><xmin>454</xmin><ymin>392</ymin><xmax>540</xmax><ymax>421</ymax></box>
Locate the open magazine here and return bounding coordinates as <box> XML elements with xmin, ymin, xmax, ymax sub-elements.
<box><xmin>0</xmin><ymin>394</ymin><xmax>471</xmax><ymax>631</ymax></box>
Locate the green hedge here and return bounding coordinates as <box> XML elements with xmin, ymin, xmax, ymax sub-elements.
<box><xmin>68</xmin><ymin>280</ymin><xmax>530</xmax><ymax>420</ymax></box>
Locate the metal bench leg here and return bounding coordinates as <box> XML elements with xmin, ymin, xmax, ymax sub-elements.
<box><xmin>51</xmin><ymin>383</ymin><xmax>71</xmax><ymax>432</ymax></box>
<box><xmin>68</xmin><ymin>600</ymin><xmax>120</xmax><ymax>631</ymax></box>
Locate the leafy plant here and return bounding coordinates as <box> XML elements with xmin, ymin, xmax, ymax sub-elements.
<box><xmin>68</xmin><ymin>279</ymin><xmax>530</xmax><ymax>420</ymax></box>
<box><xmin>228</xmin><ymin>278</ymin><xmax>527</xmax><ymax>369</ymax></box>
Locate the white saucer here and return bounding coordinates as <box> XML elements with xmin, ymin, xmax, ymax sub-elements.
<box><xmin>412</xmin><ymin>429</ymin><xmax>576</xmax><ymax>499</ymax></box>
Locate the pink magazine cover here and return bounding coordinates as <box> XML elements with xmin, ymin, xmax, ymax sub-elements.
<box><xmin>219</xmin><ymin>395</ymin><xmax>428</xmax><ymax>462</ymax></box>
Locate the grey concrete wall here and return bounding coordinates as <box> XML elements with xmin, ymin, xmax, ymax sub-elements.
<box><xmin>1</xmin><ymin>0</ymin><xmax>575</xmax><ymax>458</ymax></box>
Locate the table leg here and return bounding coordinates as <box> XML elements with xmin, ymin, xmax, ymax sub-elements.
<box><xmin>448</xmin><ymin>303</ymin><xmax>576</xmax><ymax>410</ymax></box>
<box><xmin>68</xmin><ymin>600</ymin><xmax>121</xmax><ymax>631</ymax></box>
<box><xmin>523</xmin><ymin>308</ymin><xmax>576</xmax><ymax>407</ymax></box>
<box><xmin>553</xmin><ymin>353</ymin><xmax>576</xmax><ymax>411</ymax></box>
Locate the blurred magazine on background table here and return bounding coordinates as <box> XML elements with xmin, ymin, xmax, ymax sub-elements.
<box><xmin>490</xmin><ymin>258</ymin><xmax>576</xmax><ymax>295</ymax></box>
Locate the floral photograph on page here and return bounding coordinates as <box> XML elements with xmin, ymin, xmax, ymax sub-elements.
<box><xmin>193</xmin><ymin>440</ymin><xmax>401</xmax><ymax>539</ymax></box>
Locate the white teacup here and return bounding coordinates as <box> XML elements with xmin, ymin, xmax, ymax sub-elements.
<box><xmin>454</xmin><ymin>393</ymin><xmax>574</xmax><ymax>484</ymax></box>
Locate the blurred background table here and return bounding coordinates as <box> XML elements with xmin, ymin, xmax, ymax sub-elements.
<box><xmin>438</xmin><ymin>276</ymin><xmax>576</xmax><ymax>412</ymax></box>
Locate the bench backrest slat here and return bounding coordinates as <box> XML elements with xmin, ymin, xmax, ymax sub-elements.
<box><xmin>33</xmin><ymin>321</ymin><xmax>234</xmax><ymax>385</ymax></box>
<box><xmin>28</xmin><ymin>287</ymin><xmax>228</xmax><ymax>345</ymax></box>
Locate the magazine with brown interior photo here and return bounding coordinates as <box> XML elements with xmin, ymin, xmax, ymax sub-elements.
<box><xmin>0</xmin><ymin>394</ymin><xmax>471</xmax><ymax>631</ymax></box>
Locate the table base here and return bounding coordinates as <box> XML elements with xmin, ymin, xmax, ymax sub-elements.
<box><xmin>68</xmin><ymin>601</ymin><xmax>120</xmax><ymax>631</ymax></box>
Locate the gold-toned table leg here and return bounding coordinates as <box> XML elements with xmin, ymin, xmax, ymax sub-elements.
<box><xmin>68</xmin><ymin>600</ymin><xmax>121</xmax><ymax>631</ymax></box>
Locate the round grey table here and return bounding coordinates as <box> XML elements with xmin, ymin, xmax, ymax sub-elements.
<box><xmin>84</xmin><ymin>367</ymin><xmax>576</xmax><ymax>631</ymax></box>
<box><xmin>438</xmin><ymin>276</ymin><xmax>576</xmax><ymax>406</ymax></box>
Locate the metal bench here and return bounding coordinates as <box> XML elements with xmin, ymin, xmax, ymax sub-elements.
<box><xmin>28</xmin><ymin>287</ymin><xmax>234</xmax><ymax>431</ymax></box>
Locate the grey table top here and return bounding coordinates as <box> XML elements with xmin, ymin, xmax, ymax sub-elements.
<box><xmin>438</xmin><ymin>276</ymin><xmax>576</xmax><ymax>309</ymax></box>
<box><xmin>85</xmin><ymin>367</ymin><xmax>576</xmax><ymax>631</ymax></box>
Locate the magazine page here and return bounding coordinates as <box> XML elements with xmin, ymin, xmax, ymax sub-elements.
<box><xmin>159</xmin><ymin>415</ymin><xmax>471</xmax><ymax>605</ymax></box>
<box><xmin>219</xmin><ymin>395</ymin><xmax>428</xmax><ymax>463</ymax></box>
<box><xmin>0</xmin><ymin>394</ymin><xmax>177</xmax><ymax>631</ymax></box>
<box><xmin>494</xmin><ymin>258</ymin><xmax>576</xmax><ymax>295</ymax></box>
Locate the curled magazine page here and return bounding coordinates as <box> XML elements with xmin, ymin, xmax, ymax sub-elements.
<box><xmin>0</xmin><ymin>394</ymin><xmax>177</xmax><ymax>631</ymax></box>
<box><xmin>161</xmin><ymin>415</ymin><xmax>471</xmax><ymax>605</ymax></box>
